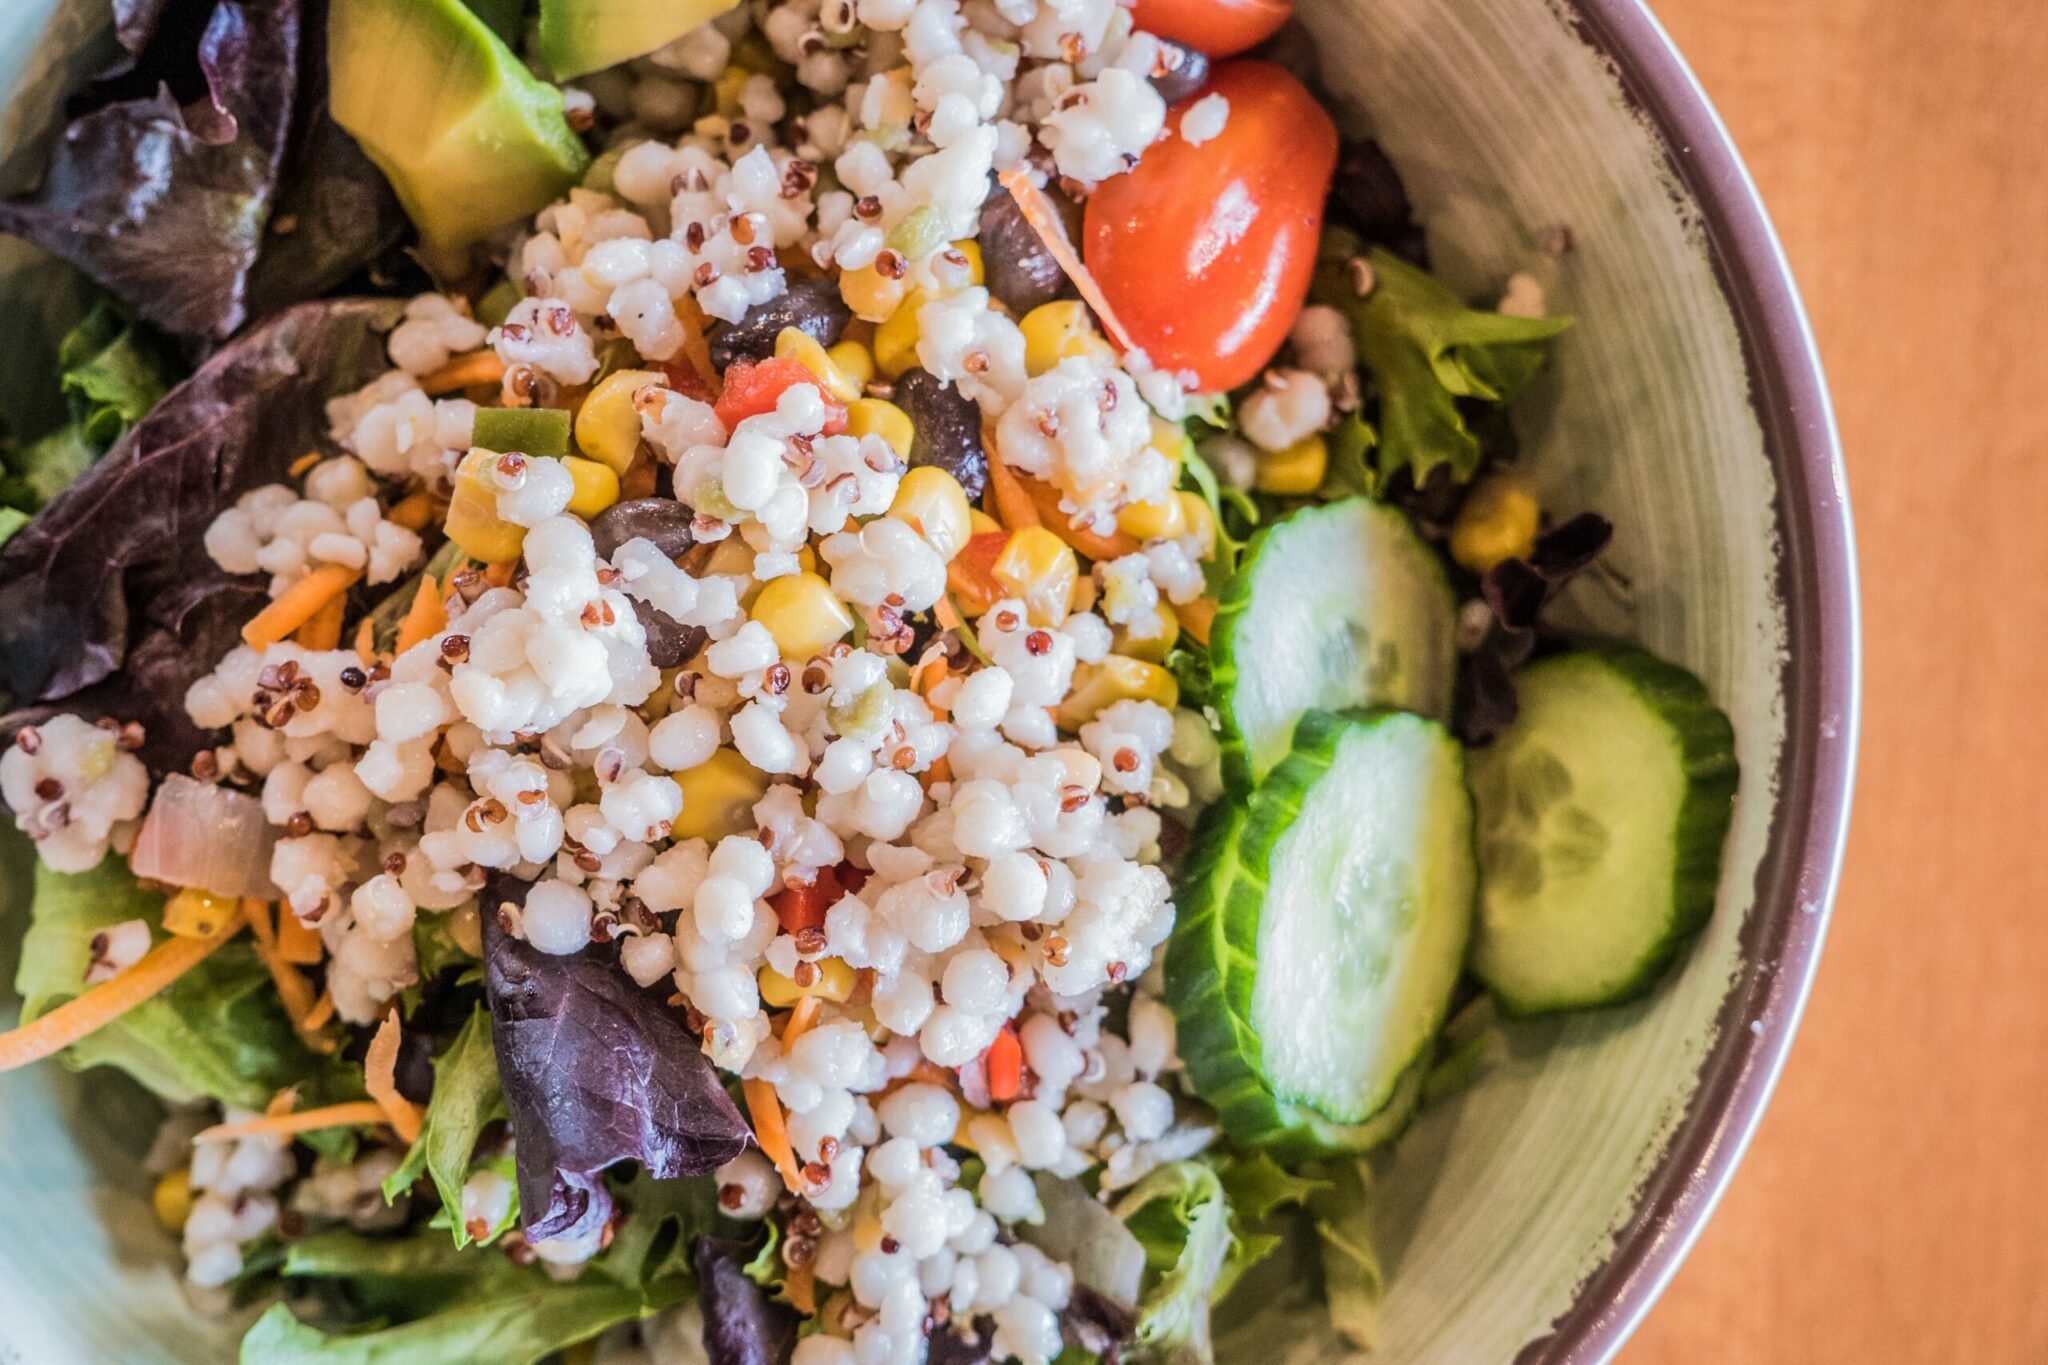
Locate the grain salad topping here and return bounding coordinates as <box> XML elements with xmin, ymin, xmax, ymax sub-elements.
<box><xmin>0</xmin><ymin>0</ymin><xmax>1722</xmax><ymax>1361</ymax></box>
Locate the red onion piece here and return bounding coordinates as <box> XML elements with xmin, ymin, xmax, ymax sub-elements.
<box><xmin>129</xmin><ymin>775</ymin><xmax>277</xmax><ymax>901</ymax></box>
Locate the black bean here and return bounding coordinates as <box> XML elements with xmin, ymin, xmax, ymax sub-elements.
<box><xmin>1148</xmin><ymin>39</ymin><xmax>1210</xmax><ymax>106</ymax></box>
<box><xmin>976</xmin><ymin>184</ymin><xmax>1072</xmax><ymax>315</ymax></box>
<box><xmin>894</xmin><ymin>368</ymin><xmax>988</xmax><ymax>499</ymax></box>
<box><xmin>590</xmin><ymin>497</ymin><xmax>696</xmax><ymax>561</ymax></box>
<box><xmin>635</xmin><ymin>602</ymin><xmax>708</xmax><ymax>669</ymax></box>
<box><xmin>706</xmin><ymin>276</ymin><xmax>851</xmax><ymax>372</ymax></box>
<box><xmin>1330</xmin><ymin>139</ymin><xmax>1429</xmax><ymax>266</ymax></box>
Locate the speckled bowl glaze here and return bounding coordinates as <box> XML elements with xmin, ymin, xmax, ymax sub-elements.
<box><xmin>0</xmin><ymin>0</ymin><xmax>1857</xmax><ymax>1360</ymax></box>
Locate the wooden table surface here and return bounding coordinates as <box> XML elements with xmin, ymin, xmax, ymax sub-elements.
<box><xmin>1621</xmin><ymin>1</ymin><xmax>2048</xmax><ymax>1360</ymax></box>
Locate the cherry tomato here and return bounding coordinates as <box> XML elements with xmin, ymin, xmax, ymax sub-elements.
<box><xmin>1081</xmin><ymin>62</ymin><xmax>1336</xmax><ymax>395</ymax></box>
<box><xmin>1132</xmin><ymin>0</ymin><xmax>1292</xmax><ymax>57</ymax></box>
<box><xmin>713</xmin><ymin>356</ymin><xmax>848</xmax><ymax>434</ymax></box>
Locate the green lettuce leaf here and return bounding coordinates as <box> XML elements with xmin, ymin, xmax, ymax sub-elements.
<box><xmin>239</xmin><ymin>1272</ymin><xmax>653</xmax><ymax>1365</ymax></box>
<box><xmin>1348</xmin><ymin>248</ymin><xmax>1571</xmax><ymax>490</ymax></box>
<box><xmin>381</xmin><ymin>1004</ymin><xmax>511</xmax><ymax>1246</ymax></box>
<box><xmin>1213</xmin><ymin>1152</ymin><xmax>1324</xmax><ymax>1298</ymax></box>
<box><xmin>58</xmin><ymin>298</ymin><xmax>171</xmax><ymax>445</ymax></box>
<box><xmin>1309</xmin><ymin>1162</ymin><xmax>1385</xmax><ymax>1352</ymax></box>
<box><xmin>13</xmin><ymin>859</ymin><xmax>358</xmax><ymax>1117</ymax></box>
<box><xmin>0</xmin><ymin>298</ymin><xmax>174</xmax><ymax>520</ymax></box>
<box><xmin>1114</xmin><ymin>1161</ymin><xmax>1235</xmax><ymax>1365</ymax></box>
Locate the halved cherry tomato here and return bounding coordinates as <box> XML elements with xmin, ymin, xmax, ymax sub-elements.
<box><xmin>714</xmin><ymin>356</ymin><xmax>849</xmax><ymax>434</ymax></box>
<box><xmin>1132</xmin><ymin>0</ymin><xmax>1292</xmax><ymax>57</ymax></box>
<box><xmin>1081</xmin><ymin>62</ymin><xmax>1336</xmax><ymax>395</ymax></box>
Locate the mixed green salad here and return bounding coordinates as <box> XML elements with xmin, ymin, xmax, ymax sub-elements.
<box><xmin>0</xmin><ymin>0</ymin><xmax>1736</xmax><ymax>1362</ymax></box>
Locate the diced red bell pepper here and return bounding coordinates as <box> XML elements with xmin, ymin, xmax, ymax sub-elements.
<box><xmin>947</xmin><ymin>530</ymin><xmax>1010</xmax><ymax>614</ymax></box>
<box><xmin>714</xmin><ymin>357</ymin><xmax>848</xmax><ymax>434</ymax></box>
<box><xmin>770</xmin><ymin>862</ymin><xmax>861</xmax><ymax>934</ymax></box>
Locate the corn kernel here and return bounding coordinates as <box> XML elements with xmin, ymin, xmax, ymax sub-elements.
<box><xmin>874</xmin><ymin>288</ymin><xmax>926</xmax><ymax>378</ymax></box>
<box><xmin>1116</xmin><ymin>495</ymin><xmax>1187</xmax><ymax>542</ymax></box>
<box><xmin>1020</xmin><ymin>301</ymin><xmax>1116</xmax><ymax>377</ymax></box>
<box><xmin>751</xmin><ymin>571</ymin><xmax>855</xmax><ymax>659</ymax></box>
<box><xmin>1449</xmin><ymin>474</ymin><xmax>1542</xmax><ymax>572</ymax></box>
<box><xmin>846</xmin><ymin>397</ymin><xmax>914</xmax><ymax>460</ymax></box>
<box><xmin>704</xmin><ymin>535</ymin><xmax>756</xmax><ymax>579</ymax></box>
<box><xmin>968</xmin><ymin>508</ymin><xmax>1003</xmax><ymax>537</ymax></box>
<box><xmin>758</xmin><ymin>956</ymin><xmax>857</xmax><ymax>1008</ymax></box>
<box><xmin>673</xmin><ymin>749</ymin><xmax>771</xmax><ymax>843</ymax></box>
<box><xmin>827</xmin><ymin>341</ymin><xmax>876</xmax><ymax>394</ymax></box>
<box><xmin>1148</xmin><ymin>415</ymin><xmax>1190</xmax><ymax>477</ymax></box>
<box><xmin>890</xmin><ymin>466</ymin><xmax>973</xmax><ymax>561</ymax></box>
<box><xmin>164</xmin><ymin>887</ymin><xmax>236</xmax><ymax>938</ymax></box>
<box><xmin>1055</xmin><ymin>655</ymin><xmax>1181</xmax><ymax>730</ymax></box>
<box><xmin>840</xmin><ymin>263</ymin><xmax>910</xmax><ymax>324</ymax></box>
<box><xmin>775</xmin><ymin>328</ymin><xmax>862</xmax><ymax>404</ymax></box>
<box><xmin>574</xmin><ymin>368</ymin><xmax>664</xmax><ymax>474</ymax></box>
<box><xmin>992</xmin><ymin>526</ymin><xmax>1079</xmax><ymax>626</ymax></box>
<box><xmin>1111</xmin><ymin>601</ymin><xmax>1181</xmax><ymax>662</ymax></box>
<box><xmin>938</xmin><ymin>239</ymin><xmax>984</xmax><ymax>291</ymax></box>
<box><xmin>1254</xmin><ymin>434</ymin><xmax>1329</xmax><ymax>496</ymax></box>
<box><xmin>561</xmin><ymin>456</ymin><xmax>620</xmax><ymax>519</ymax></box>
<box><xmin>713</xmin><ymin>66</ymin><xmax>751</xmax><ymax>118</ymax></box>
<box><xmin>153</xmin><ymin>1169</ymin><xmax>195</xmax><ymax>1232</ymax></box>
<box><xmin>1177</xmin><ymin>491</ymin><xmax>1216</xmax><ymax>551</ymax></box>
<box><xmin>446</xmin><ymin>448</ymin><xmax>527</xmax><ymax>563</ymax></box>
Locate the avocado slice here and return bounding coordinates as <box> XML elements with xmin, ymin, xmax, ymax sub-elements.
<box><xmin>538</xmin><ymin>0</ymin><xmax>742</xmax><ymax>80</ymax></box>
<box><xmin>330</xmin><ymin>0</ymin><xmax>589</xmax><ymax>249</ymax></box>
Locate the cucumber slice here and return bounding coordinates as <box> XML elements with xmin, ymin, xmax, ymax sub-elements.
<box><xmin>1469</xmin><ymin>648</ymin><xmax>1738</xmax><ymax>1015</ymax></box>
<box><xmin>1167</xmin><ymin>710</ymin><xmax>1476</xmax><ymax>1150</ymax></box>
<box><xmin>1210</xmin><ymin>497</ymin><xmax>1455</xmax><ymax>788</ymax></box>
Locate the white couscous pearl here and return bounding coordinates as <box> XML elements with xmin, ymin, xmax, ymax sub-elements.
<box><xmin>715</xmin><ymin>1150</ymin><xmax>781</xmax><ymax>1219</ymax></box>
<box><xmin>1112</xmin><ymin>1080</ymin><xmax>1175</xmax><ymax>1142</ymax></box>
<box><xmin>522</xmin><ymin>879</ymin><xmax>594</xmax><ymax>954</ymax></box>
<box><xmin>877</xmin><ymin>1082</ymin><xmax>960</xmax><ymax>1148</ymax></box>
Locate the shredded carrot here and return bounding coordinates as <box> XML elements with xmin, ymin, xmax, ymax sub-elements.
<box><xmin>922</xmin><ymin>754</ymin><xmax>953</xmax><ymax>788</ymax></box>
<box><xmin>985</xmin><ymin>454</ymin><xmax>1041</xmax><ymax>531</ymax></box>
<box><xmin>999</xmin><ymin>168</ymin><xmax>1133</xmax><ymax>351</ymax></box>
<box><xmin>242</xmin><ymin>563</ymin><xmax>362</xmax><ymax>651</ymax></box>
<box><xmin>1174</xmin><ymin>596</ymin><xmax>1216</xmax><ymax>646</ymax></box>
<box><xmin>365</xmin><ymin>1014</ymin><xmax>424</xmax><ymax>1144</ymax></box>
<box><xmin>266</xmin><ymin>1087</ymin><xmax>299</xmax><ymax>1117</ymax></box>
<box><xmin>1021</xmin><ymin>474</ymin><xmax>1142</xmax><ymax>561</ymax></box>
<box><xmin>421</xmin><ymin>349</ymin><xmax>505</xmax><ymax>396</ymax></box>
<box><xmin>0</xmin><ymin>910</ymin><xmax>248</xmax><ymax>1072</ymax></box>
<box><xmin>244</xmin><ymin>901</ymin><xmax>321</xmax><ymax>1041</ymax></box>
<box><xmin>483</xmin><ymin>561</ymin><xmax>517</xmax><ymax>588</ymax></box>
<box><xmin>394</xmin><ymin>576</ymin><xmax>449</xmax><ymax>655</ymax></box>
<box><xmin>934</xmin><ymin>593</ymin><xmax>969</xmax><ymax>638</ymax></box>
<box><xmin>293</xmin><ymin>588</ymin><xmax>347</xmax><ymax>650</ymax></box>
<box><xmin>353</xmin><ymin>617</ymin><xmax>377</xmax><ymax>663</ymax></box>
<box><xmin>781</xmin><ymin>996</ymin><xmax>823</xmax><ymax>1047</ymax></box>
<box><xmin>743</xmin><ymin>1077</ymin><xmax>804</xmax><ymax>1191</ymax></box>
<box><xmin>675</xmin><ymin>295</ymin><xmax>722</xmax><ymax>399</ymax></box>
<box><xmin>785</xmin><ymin>1261</ymin><xmax>818</xmax><ymax>1315</ymax></box>
<box><xmin>984</xmin><ymin>1023</ymin><xmax>1024</xmax><ymax>1103</ymax></box>
<box><xmin>386</xmin><ymin>489</ymin><xmax>441</xmax><ymax>532</ymax></box>
<box><xmin>288</xmin><ymin>450</ymin><xmax>322</xmax><ymax>478</ymax></box>
<box><xmin>276</xmin><ymin>911</ymin><xmax>323</xmax><ymax>965</ymax></box>
<box><xmin>302</xmin><ymin>991</ymin><xmax>337</xmax><ymax>1032</ymax></box>
<box><xmin>193</xmin><ymin>1101</ymin><xmax>392</xmax><ymax>1143</ymax></box>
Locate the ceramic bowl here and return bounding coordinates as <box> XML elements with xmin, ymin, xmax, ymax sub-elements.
<box><xmin>0</xmin><ymin>0</ymin><xmax>1857</xmax><ymax>1359</ymax></box>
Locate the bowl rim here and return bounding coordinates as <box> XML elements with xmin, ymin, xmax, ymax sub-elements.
<box><xmin>1518</xmin><ymin>2</ymin><xmax>1861</xmax><ymax>1360</ymax></box>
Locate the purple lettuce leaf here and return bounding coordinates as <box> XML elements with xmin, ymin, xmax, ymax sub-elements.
<box><xmin>0</xmin><ymin>297</ymin><xmax>402</xmax><ymax>770</ymax></box>
<box><xmin>482</xmin><ymin>880</ymin><xmax>753</xmax><ymax>1244</ymax></box>
<box><xmin>1454</xmin><ymin>512</ymin><xmax>1614</xmax><ymax>744</ymax></box>
<box><xmin>694</xmin><ymin>1236</ymin><xmax>801</xmax><ymax>1365</ymax></box>
<box><xmin>4</xmin><ymin>0</ymin><xmax>403</xmax><ymax>341</ymax></box>
<box><xmin>0</xmin><ymin>1</ymin><xmax>301</xmax><ymax>339</ymax></box>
